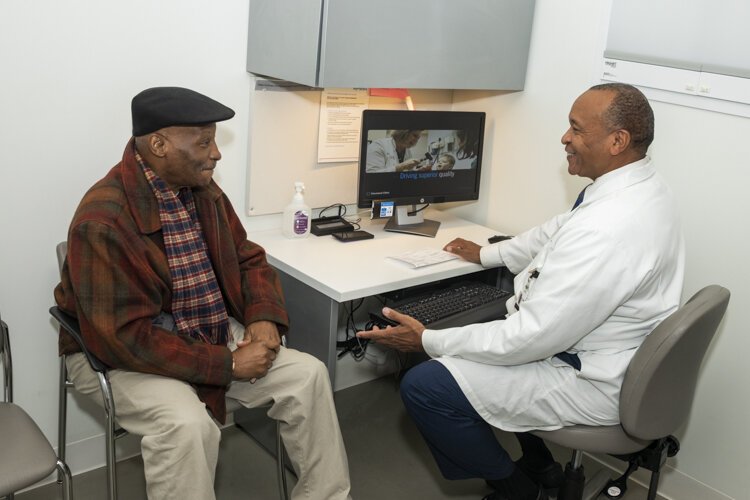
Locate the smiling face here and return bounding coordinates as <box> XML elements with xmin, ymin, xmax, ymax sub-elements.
<box><xmin>150</xmin><ymin>124</ymin><xmax>221</xmax><ymax>191</ymax></box>
<box><xmin>561</xmin><ymin>90</ymin><xmax>619</xmax><ymax>181</ymax></box>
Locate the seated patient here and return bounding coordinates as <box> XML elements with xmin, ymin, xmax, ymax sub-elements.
<box><xmin>359</xmin><ymin>83</ymin><xmax>685</xmax><ymax>500</ymax></box>
<box><xmin>54</xmin><ymin>87</ymin><xmax>352</xmax><ymax>500</ymax></box>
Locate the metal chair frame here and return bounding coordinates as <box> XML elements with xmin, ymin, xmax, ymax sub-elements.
<box><xmin>52</xmin><ymin>241</ymin><xmax>288</xmax><ymax>500</ymax></box>
<box><xmin>51</xmin><ymin>307</ymin><xmax>290</xmax><ymax>500</ymax></box>
<box><xmin>1</xmin><ymin>315</ymin><xmax>73</xmax><ymax>500</ymax></box>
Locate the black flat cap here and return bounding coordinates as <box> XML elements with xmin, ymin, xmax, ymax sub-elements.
<box><xmin>131</xmin><ymin>87</ymin><xmax>235</xmax><ymax>136</ymax></box>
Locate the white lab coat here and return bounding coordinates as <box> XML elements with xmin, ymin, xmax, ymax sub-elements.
<box><xmin>422</xmin><ymin>157</ymin><xmax>685</xmax><ymax>431</ymax></box>
<box><xmin>365</xmin><ymin>137</ymin><xmax>415</xmax><ymax>173</ymax></box>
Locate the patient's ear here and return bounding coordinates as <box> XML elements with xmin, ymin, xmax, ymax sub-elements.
<box><xmin>148</xmin><ymin>133</ymin><xmax>168</xmax><ymax>158</ymax></box>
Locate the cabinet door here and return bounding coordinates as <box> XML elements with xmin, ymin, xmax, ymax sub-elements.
<box><xmin>247</xmin><ymin>0</ymin><xmax>536</xmax><ymax>90</ymax></box>
<box><xmin>318</xmin><ymin>0</ymin><xmax>535</xmax><ymax>89</ymax></box>
<box><xmin>247</xmin><ymin>0</ymin><xmax>323</xmax><ymax>87</ymax></box>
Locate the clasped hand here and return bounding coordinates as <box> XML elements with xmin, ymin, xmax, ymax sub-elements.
<box><xmin>231</xmin><ymin>320</ymin><xmax>281</xmax><ymax>382</ymax></box>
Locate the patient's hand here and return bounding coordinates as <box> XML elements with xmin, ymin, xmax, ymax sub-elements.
<box><xmin>231</xmin><ymin>341</ymin><xmax>277</xmax><ymax>381</ymax></box>
<box><xmin>242</xmin><ymin>320</ymin><xmax>281</xmax><ymax>352</ymax></box>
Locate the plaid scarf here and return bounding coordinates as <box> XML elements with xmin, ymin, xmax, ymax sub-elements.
<box><xmin>137</xmin><ymin>153</ymin><xmax>229</xmax><ymax>346</ymax></box>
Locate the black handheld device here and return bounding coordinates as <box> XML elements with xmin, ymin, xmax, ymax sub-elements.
<box><xmin>332</xmin><ymin>230</ymin><xmax>374</xmax><ymax>242</ymax></box>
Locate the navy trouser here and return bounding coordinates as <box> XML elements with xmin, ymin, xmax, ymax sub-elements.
<box><xmin>400</xmin><ymin>359</ymin><xmax>515</xmax><ymax>481</ymax></box>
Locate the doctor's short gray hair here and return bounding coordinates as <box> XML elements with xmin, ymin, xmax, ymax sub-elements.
<box><xmin>591</xmin><ymin>83</ymin><xmax>654</xmax><ymax>155</ymax></box>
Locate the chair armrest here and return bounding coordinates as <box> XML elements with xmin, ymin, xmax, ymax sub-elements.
<box><xmin>49</xmin><ymin>306</ymin><xmax>109</xmax><ymax>373</ymax></box>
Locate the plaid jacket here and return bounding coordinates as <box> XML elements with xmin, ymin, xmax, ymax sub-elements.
<box><xmin>54</xmin><ymin>139</ymin><xmax>289</xmax><ymax>423</ymax></box>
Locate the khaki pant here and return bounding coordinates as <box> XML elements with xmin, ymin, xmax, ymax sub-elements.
<box><xmin>66</xmin><ymin>319</ymin><xmax>352</xmax><ymax>500</ymax></box>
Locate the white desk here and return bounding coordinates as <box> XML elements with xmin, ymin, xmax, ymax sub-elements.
<box><xmin>248</xmin><ymin>209</ymin><xmax>500</xmax><ymax>381</ymax></box>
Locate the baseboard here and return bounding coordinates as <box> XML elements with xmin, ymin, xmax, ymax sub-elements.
<box><xmin>586</xmin><ymin>453</ymin><xmax>734</xmax><ymax>500</ymax></box>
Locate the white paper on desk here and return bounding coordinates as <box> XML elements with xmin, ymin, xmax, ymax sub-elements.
<box><xmin>387</xmin><ymin>249</ymin><xmax>460</xmax><ymax>269</ymax></box>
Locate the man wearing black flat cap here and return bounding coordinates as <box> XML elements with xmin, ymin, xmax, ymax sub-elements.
<box><xmin>55</xmin><ymin>87</ymin><xmax>353</xmax><ymax>500</ymax></box>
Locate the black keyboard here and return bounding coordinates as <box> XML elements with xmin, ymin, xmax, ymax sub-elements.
<box><xmin>370</xmin><ymin>281</ymin><xmax>511</xmax><ymax>329</ymax></box>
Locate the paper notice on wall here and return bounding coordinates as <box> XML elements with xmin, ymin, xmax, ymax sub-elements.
<box><xmin>317</xmin><ymin>88</ymin><xmax>369</xmax><ymax>163</ymax></box>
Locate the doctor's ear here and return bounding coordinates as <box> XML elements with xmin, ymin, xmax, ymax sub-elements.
<box><xmin>609</xmin><ymin>129</ymin><xmax>631</xmax><ymax>155</ymax></box>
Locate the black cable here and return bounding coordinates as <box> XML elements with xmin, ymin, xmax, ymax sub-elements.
<box><xmin>338</xmin><ymin>299</ymin><xmax>369</xmax><ymax>361</ymax></box>
<box><xmin>346</xmin><ymin>298</ymin><xmax>363</xmax><ymax>334</ymax></box>
<box><xmin>318</xmin><ymin>203</ymin><xmax>362</xmax><ymax>230</ymax></box>
<box><xmin>407</xmin><ymin>203</ymin><xmax>430</xmax><ymax>216</ymax></box>
<box><xmin>318</xmin><ymin>203</ymin><xmax>346</xmax><ymax>218</ymax></box>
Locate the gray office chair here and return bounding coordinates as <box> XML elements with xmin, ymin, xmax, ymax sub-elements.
<box><xmin>531</xmin><ymin>285</ymin><xmax>730</xmax><ymax>500</ymax></box>
<box><xmin>51</xmin><ymin>242</ymin><xmax>288</xmax><ymax>500</ymax></box>
<box><xmin>1</xmin><ymin>312</ymin><xmax>73</xmax><ymax>500</ymax></box>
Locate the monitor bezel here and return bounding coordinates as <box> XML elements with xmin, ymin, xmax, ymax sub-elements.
<box><xmin>356</xmin><ymin>109</ymin><xmax>487</xmax><ymax>209</ymax></box>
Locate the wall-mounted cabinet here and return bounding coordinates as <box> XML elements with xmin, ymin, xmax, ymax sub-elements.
<box><xmin>246</xmin><ymin>0</ymin><xmax>536</xmax><ymax>90</ymax></box>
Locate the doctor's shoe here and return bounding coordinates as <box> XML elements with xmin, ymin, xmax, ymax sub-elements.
<box><xmin>481</xmin><ymin>484</ymin><xmax>548</xmax><ymax>500</ymax></box>
<box><xmin>515</xmin><ymin>459</ymin><xmax>564</xmax><ymax>491</ymax></box>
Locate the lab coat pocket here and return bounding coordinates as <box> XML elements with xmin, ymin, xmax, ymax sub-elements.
<box><xmin>516</xmin><ymin>262</ymin><xmax>543</xmax><ymax>306</ymax></box>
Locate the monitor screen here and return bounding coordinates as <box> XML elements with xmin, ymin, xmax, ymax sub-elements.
<box><xmin>356</xmin><ymin>110</ymin><xmax>486</xmax><ymax>236</ymax></box>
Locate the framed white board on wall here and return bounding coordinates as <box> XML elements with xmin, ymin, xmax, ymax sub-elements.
<box><xmin>600</xmin><ymin>0</ymin><xmax>750</xmax><ymax>117</ymax></box>
<box><xmin>245</xmin><ymin>82</ymin><xmax>453</xmax><ymax>216</ymax></box>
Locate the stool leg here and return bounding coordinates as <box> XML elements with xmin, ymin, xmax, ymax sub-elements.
<box><xmin>646</xmin><ymin>469</ymin><xmax>661</xmax><ymax>500</ymax></box>
<box><xmin>558</xmin><ymin>450</ymin><xmax>585</xmax><ymax>500</ymax></box>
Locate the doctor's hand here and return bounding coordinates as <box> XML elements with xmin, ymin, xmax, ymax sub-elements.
<box><xmin>443</xmin><ymin>237</ymin><xmax>482</xmax><ymax>264</ymax></box>
<box><xmin>357</xmin><ymin>308</ymin><xmax>426</xmax><ymax>352</ymax></box>
<box><xmin>395</xmin><ymin>159</ymin><xmax>421</xmax><ymax>172</ymax></box>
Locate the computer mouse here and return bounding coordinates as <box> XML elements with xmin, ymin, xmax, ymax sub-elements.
<box><xmin>488</xmin><ymin>235</ymin><xmax>512</xmax><ymax>244</ymax></box>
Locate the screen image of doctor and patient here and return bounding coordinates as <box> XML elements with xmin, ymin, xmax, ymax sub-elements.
<box><xmin>364</xmin><ymin>129</ymin><xmax>480</xmax><ymax>174</ymax></box>
<box><xmin>358</xmin><ymin>123</ymin><xmax>483</xmax><ymax>206</ymax></box>
<box><xmin>356</xmin><ymin>110</ymin><xmax>485</xmax><ymax>236</ymax></box>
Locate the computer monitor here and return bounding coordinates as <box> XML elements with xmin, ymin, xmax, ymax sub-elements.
<box><xmin>357</xmin><ymin>109</ymin><xmax>486</xmax><ymax>237</ymax></box>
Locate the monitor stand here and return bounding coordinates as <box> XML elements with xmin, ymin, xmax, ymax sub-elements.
<box><xmin>384</xmin><ymin>205</ymin><xmax>441</xmax><ymax>237</ymax></box>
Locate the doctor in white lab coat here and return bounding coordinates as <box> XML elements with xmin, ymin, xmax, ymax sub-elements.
<box><xmin>365</xmin><ymin>130</ymin><xmax>424</xmax><ymax>173</ymax></box>
<box><xmin>358</xmin><ymin>83</ymin><xmax>685</xmax><ymax>500</ymax></box>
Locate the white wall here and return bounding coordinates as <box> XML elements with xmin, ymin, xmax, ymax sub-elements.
<box><xmin>0</xmin><ymin>1</ymin><xmax>747</xmax><ymax>498</ymax></box>
<box><xmin>0</xmin><ymin>0</ymin><xmax>257</xmax><ymax>474</ymax></box>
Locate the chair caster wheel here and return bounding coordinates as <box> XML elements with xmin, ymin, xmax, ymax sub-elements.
<box><xmin>602</xmin><ymin>479</ymin><xmax>627</xmax><ymax>499</ymax></box>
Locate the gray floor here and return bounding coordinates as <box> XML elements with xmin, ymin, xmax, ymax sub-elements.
<box><xmin>18</xmin><ymin>375</ymin><xmax>658</xmax><ymax>500</ymax></box>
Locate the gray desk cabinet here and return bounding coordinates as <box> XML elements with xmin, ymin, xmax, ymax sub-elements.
<box><xmin>246</xmin><ymin>0</ymin><xmax>536</xmax><ymax>90</ymax></box>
